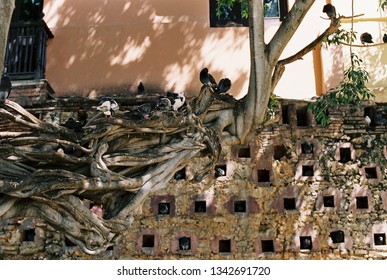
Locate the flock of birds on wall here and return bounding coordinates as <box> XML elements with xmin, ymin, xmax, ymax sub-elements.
<box><xmin>322</xmin><ymin>3</ymin><xmax>387</xmax><ymax>44</ymax></box>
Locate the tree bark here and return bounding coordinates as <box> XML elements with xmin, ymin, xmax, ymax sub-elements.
<box><xmin>0</xmin><ymin>0</ymin><xmax>15</xmax><ymax>72</ymax></box>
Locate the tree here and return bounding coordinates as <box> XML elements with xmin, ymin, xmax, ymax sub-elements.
<box><xmin>0</xmin><ymin>0</ymin><xmax>372</xmax><ymax>255</ymax></box>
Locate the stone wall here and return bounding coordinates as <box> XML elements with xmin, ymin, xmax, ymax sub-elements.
<box><xmin>1</xmin><ymin>99</ymin><xmax>387</xmax><ymax>260</ymax></box>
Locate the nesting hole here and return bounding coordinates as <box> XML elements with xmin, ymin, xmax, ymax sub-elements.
<box><xmin>158</xmin><ymin>202</ymin><xmax>171</xmax><ymax>215</ymax></box>
<box><xmin>257</xmin><ymin>169</ymin><xmax>270</xmax><ymax>183</ymax></box>
<box><xmin>323</xmin><ymin>195</ymin><xmax>335</xmax><ymax>208</ymax></box>
<box><xmin>365</xmin><ymin>167</ymin><xmax>377</xmax><ymax>179</ymax></box>
<box><xmin>142</xmin><ymin>235</ymin><xmax>155</xmax><ymax>248</ymax></box>
<box><xmin>219</xmin><ymin>239</ymin><xmax>231</xmax><ymax>253</ymax></box>
<box><xmin>174</xmin><ymin>168</ymin><xmax>186</xmax><ymax>180</ymax></box>
<box><xmin>273</xmin><ymin>145</ymin><xmax>288</xmax><ymax>160</ymax></box>
<box><xmin>179</xmin><ymin>237</ymin><xmax>191</xmax><ymax>251</ymax></box>
<box><xmin>356</xmin><ymin>196</ymin><xmax>369</xmax><ymax>209</ymax></box>
<box><xmin>215</xmin><ymin>165</ymin><xmax>227</xmax><ymax>178</ymax></box>
<box><xmin>65</xmin><ymin>237</ymin><xmax>76</xmax><ymax>247</ymax></box>
<box><xmin>22</xmin><ymin>229</ymin><xmax>36</xmax><ymax>242</ymax></box>
<box><xmin>300</xmin><ymin>236</ymin><xmax>312</xmax><ymax>250</ymax></box>
<box><xmin>238</xmin><ymin>146</ymin><xmax>251</xmax><ymax>158</ymax></box>
<box><xmin>194</xmin><ymin>201</ymin><xmax>207</xmax><ymax>213</ymax></box>
<box><xmin>339</xmin><ymin>147</ymin><xmax>351</xmax><ymax>163</ymax></box>
<box><xmin>234</xmin><ymin>200</ymin><xmax>247</xmax><ymax>213</ymax></box>
<box><xmin>261</xmin><ymin>240</ymin><xmax>274</xmax><ymax>253</ymax></box>
<box><xmin>301</xmin><ymin>142</ymin><xmax>314</xmax><ymax>154</ymax></box>
<box><xmin>296</xmin><ymin>107</ymin><xmax>308</xmax><ymax>126</ymax></box>
<box><xmin>374</xmin><ymin>233</ymin><xmax>386</xmax><ymax>246</ymax></box>
<box><xmin>330</xmin><ymin>230</ymin><xmax>345</xmax><ymax>244</ymax></box>
<box><xmin>283</xmin><ymin>198</ymin><xmax>296</xmax><ymax>210</ymax></box>
<box><xmin>302</xmin><ymin>165</ymin><xmax>314</xmax><ymax>176</ymax></box>
<box><xmin>281</xmin><ymin>105</ymin><xmax>289</xmax><ymax>124</ymax></box>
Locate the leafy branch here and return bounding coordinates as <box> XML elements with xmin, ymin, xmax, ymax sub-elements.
<box><xmin>308</xmin><ymin>53</ymin><xmax>374</xmax><ymax>126</ymax></box>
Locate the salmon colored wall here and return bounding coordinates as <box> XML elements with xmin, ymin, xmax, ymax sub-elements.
<box><xmin>43</xmin><ymin>0</ymin><xmax>385</xmax><ymax>100</ymax></box>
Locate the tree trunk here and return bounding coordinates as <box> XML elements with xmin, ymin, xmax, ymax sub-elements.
<box><xmin>0</xmin><ymin>0</ymin><xmax>15</xmax><ymax>72</ymax></box>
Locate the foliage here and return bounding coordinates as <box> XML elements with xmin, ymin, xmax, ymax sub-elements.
<box><xmin>308</xmin><ymin>53</ymin><xmax>374</xmax><ymax>126</ymax></box>
<box><xmin>380</xmin><ymin>0</ymin><xmax>387</xmax><ymax>11</ymax></box>
<box><xmin>324</xmin><ymin>29</ymin><xmax>357</xmax><ymax>46</ymax></box>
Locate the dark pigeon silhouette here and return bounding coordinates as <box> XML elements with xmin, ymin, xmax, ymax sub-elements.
<box><xmin>375</xmin><ymin>112</ymin><xmax>387</xmax><ymax>126</ymax></box>
<box><xmin>199</xmin><ymin>68</ymin><xmax>217</xmax><ymax>90</ymax></box>
<box><xmin>322</xmin><ymin>3</ymin><xmax>336</xmax><ymax>19</ymax></box>
<box><xmin>156</xmin><ymin>97</ymin><xmax>172</xmax><ymax>111</ymax></box>
<box><xmin>127</xmin><ymin>103</ymin><xmax>153</xmax><ymax>120</ymax></box>
<box><xmin>0</xmin><ymin>73</ymin><xmax>12</xmax><ymax>101</ymax></box>
<box><xmin>216</xmin><ymin>78</ymin><xmax>232</xmax><ymax>94</ymax></box>
<box><xmin>360</xmin><ymin>32</ymin><xmax>373</xmax><ymax>44</ymax></box>
<box><xmin>64</xmin><ymin>117</ymin><xmax>85</xmax><ymax>132</ymax></box>
<box><xmin>383</xmin><ymin>34</ymin><xmax>387</xmax><ymax>43</ymax></box>
<box><xmin>158</xmin><ymin>203</ymin><xmax>170</xmax><ymax>215</ymax></box>
<box><xmin>301</xmin><ymin>142</ymin><xmax>314</xmax><ymax>154</ymax></box>
<box><xmin>138</xmin><ymin>82</ymin><xmax>145</xmax><ymax>94</ymax></box>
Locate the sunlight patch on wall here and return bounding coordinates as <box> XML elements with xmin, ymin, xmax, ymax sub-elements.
<box><xmin>109</xmin><ymin>37</ymin><xmax>151</xmax><ymax>66</ymax></box>
<box><xmin>163</xmin><ymin>64</ymin><xmax>192</xmax><ymax>92</ymax></box>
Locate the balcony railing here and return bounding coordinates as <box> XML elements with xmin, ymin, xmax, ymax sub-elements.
<box><xmin>4</xmin><ymin>20</ymin><xmax>53</xmax><ymax>80</ymax></box>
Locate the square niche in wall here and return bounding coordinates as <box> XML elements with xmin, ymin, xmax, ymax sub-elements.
<box><xmin>374</xmin><ymin>233</ymin><xmax>386</xmax><ymax>246</ymax></box>
<box><xmin>339</xmin><ymin>147</ymin><xmax>351</xmax><ymax>163</ymax></box>
<box><xmin>302</xmin><ymin>165</ymin><xmax>314</xmax><ymax>177</ymax></box>
<box><xmin>194</xmin><ymin>200</ymin><xmax>207</xmax><ymax>213</ymax></box>
<box><xmin>330</xmin><ymin>230</ymin><xmax>345</xmax><ymax>244</ymax></box>
<box><xmin>158</xmin><ymin>202</ymin><xmax>171</xmax><ymax>215</ymax></box>
<box><xmin>261</xmin><ymin>240</ymin><xmax>274</xmax><ymax>253</ymax></box>
<box><xmin>356</xmin><ymin>196</ymin><xmax>369</xmax><ymax>209</ymax></box>
<box><xmin>283</xmin><ymin>198</ymin><xmax>296</xmax><ymax>210</ymax></box>
<box><xmin>257</xmin><ymin>169</ymin><xmax>270</xmax><ymax>183</ymax></box>
<box><xmin>234</xmin><ymin>200</ymin><xmax>247</xmax><ymax>213</ymax></box>
<box><xmin>219</xmin><ymin>239</ymin><xmax>231</xmax><ymax>253</ymax></box>
<box><xmin>142</xmin><ymin>234</ymin><xmax>155</xmax><ymax>248</ymax></box>
<box><xmin>300</xmin><ymin>236</ymin><xmax>312</xmax><ymax>250</ymax></box>
<box><xmin>323</xmin><ymin>195</ymin><xmax>335</xmax><ymax>208</ymax></box>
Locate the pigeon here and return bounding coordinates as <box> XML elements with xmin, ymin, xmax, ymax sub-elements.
<box><xmin>137</xmin><ymin>82</ymin><xmax>145</xmax><ymax>94</ymax></box>
<box><xmin>64</xmin><ymin>117</ymin><xmax>85</xmax><ymax>132</ymax></box>
<box><xmin>158</xmin><ymin>203</ymin><xmax>170</xmax><ymax>215</ymax></box>
<box><xmin>167</xmin><ymin>92</ymin><xmax>186</xmax><ymax>111</ymax></box>
<box><xmin>179</xmin><ymin>237</ymin><xmax>190</xmax><ymax>250</ymax></box>
<box><xmin>360</xmin><ymin>32</ymin><xmax>373</xmax><ymax>44</ymax></box>
<box><xmin>383</xmin><ymin>34</ymin><xmax>387</xmax><ymax>43</ymax></box>
<box><xmin>0</xmin><ymin>72</ymin><xmax>12</xmax><ymax>101</ymax></box>
<box><xmin>375</xmin><ymin>112</ymin><xmax>387</xmax><ymax>126</ymax></box>
<box><xmin>322</xmin><ymin>3</ymin><xmax>336</xmax><ymax>19</ymax></box>
<box><xmin>364</xmin><ymin>115</ymin><xmax>372</xmax><ymax>126</ymax></box>
<box><xmin>97</xmin><ymin>98</ymin><xmax>119</xmax><ymax>117</ymax></box>
<box><xmin>127</xmin><ymin>103</ymin><xmax>152</xmax><ymax>120</ymax></box>
<box><xmin>301</xmin><ymin>141</ymin><xmax>314</xmax><ymax>154</ymax></box>
<box><xmin>156</xmin><ymin>97</ymin><xmax>172</xmax><ymax>111</ymax></box>
<box><xmin>215</xmin><ymin>167</ymin><xmax>226</xmax><ymax>177</ymax></box>
<box><xmin>199</xmin><ymin>67</ymin><xmax>217</xmax><ymax>90</ymax></box>
<box><xmin>216</xmin><ymin>78</ymin><xmax>232</xmax><ymax>94</ymax></box>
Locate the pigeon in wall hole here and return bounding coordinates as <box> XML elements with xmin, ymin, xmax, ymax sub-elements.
<box><xmin>364</xmin><ymin>115</ymin><xmax>372</xmax><ymax>126</ymax></box>
<box><xmin>383</xmin><ymin>34</ymin><xmax>387</xmax><ymax>43</ymax></box>
<box><xmin>322</xmin><ymin>4</ymin><xmax>336</xmax><ymax>19</ymax></box>
<box><xmin>360</xmin><ymin>32</ymin><xmax>373</xmax><ymax>44</ymax></box>
<box><xmin>179</xmin><ymin>237</ymin><xmax>190</xmax><ymax>250</ymax></box>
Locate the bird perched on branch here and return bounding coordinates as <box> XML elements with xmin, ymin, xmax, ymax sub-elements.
<box><xmin>199</xmin><ymin>67</ymin><xmax>217</xmax><ymax>91</ymax></box>
<box><xmin>97</xmin><ymin>97</ymin><xmax>119</xmax><ymax>117</ymax></box>
<box><xmin>216</xmin><ymin>78</ymin><xmax>232</xmax><ymax>94</ymax></box>
<box><xmin>360</xmin><ymin>32</ymin><xmax>373</xmax><ymax>44</ymax></box>
<box><xmin>0</xmin><ymin>72</ymin><xmax>12</xmax><ymax>101</ymax></box>
<box><xmin>322</xmin><ymin>3</ymin><xmax>337</xmax><ymax>19</ymax></box>
<box><xmin>383</xmin><ymin>34</ymin><xmax>387</xmax><ymax>43</ymax></box>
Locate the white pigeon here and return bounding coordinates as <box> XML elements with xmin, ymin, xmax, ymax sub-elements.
<box><xmin>97</xmin><ymin>100</ymin><xmax>112</xmax><ymax>117</ymax></box>
<box><xmin>364</xmin><ymin>115</ymin><xmax>371</xmax><ymax>126</ymax></box>
<box><xmin>171</xmin><ymin>92</ymin><xmax>186</xmax><ymax>111</ymax></box>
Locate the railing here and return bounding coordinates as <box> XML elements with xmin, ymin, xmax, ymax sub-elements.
<box><xmin>4</xmin><ymin>20</ymin><xmax>53</xmax><ymax>80</ymax></box>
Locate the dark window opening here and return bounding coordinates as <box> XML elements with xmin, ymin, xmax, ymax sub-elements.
<box><xmin>281</xmin><ymin>105</ymin><xmax>289</xmax><ymax>124</ymax></box>
<box><xmin>194</xmin><ymin>201</ymin><xmax>207</xmax><ymax>213</ymax></box>
<box><xmin>215</xmin><ymin>165</ymin><xmax>227</xmax><ymax>177</ymax></box>
<box><xmin>300</xmin><ymin>236</ymin><xmax>313</xmax><ymax>250</ymax></box>
<box><xmin>257</xmin><ymin>169</ymin><xmax>270</xmax><ymax>182</ymax></box>
<box><xmin>296</xmin><ymin>107</ymin><xmax>308</xmax><ymax>127</ymax></box>
<box><xmin>65</xmin><ymin>237</ymin><xmax>76</xmax><ymax>247</ymax></box>
<box><xmin>365</xmin><ymin>167</ymin><xmax>377</xmax><ymax>179</ymax></box>
<box><xmin>356</xmin><ymin>196</ymin><xmax>369</xmax><ymax>209</ymax></box>
<box><xmin>273</xmin><ymin>145</ymin><xmax>288</xmax><ymax>160</ymax></box>
<box><xmin>179</xmin><ymin>237</ymin><xmax>191</xmax><ymax>251</ymax></box>
<box><xmin>374</xmin><ymin>233</ymin><xmax>386</xmax><ymax>246</ymax></box>
<box><xmin>234</xmin><ymin>200</ymin><xmax>247</xmax><ymax>213</ymax></box>
<box><xmin>22</xmin><ymin>228</ymin><xmax>35</xmax><ymax>242</ymax></box>
<box><xmin>261</xmin><ymin>240</ymin><xmax>274</xmax><ymax>253</ymax></box>
<box><xmin>302</xmin><ymin>165</ymin><xmax>314</xmax><ymax>177</ymax></box>
<box><xmin>284</xmin><ymin>198</ymin><xmax>296</xmax><ymax>210</ymax></box>
<box><xmin>158</xmin><ymin>202</ymin><xmax>171</xmax><ymax>215</ymax></box>
<box><xmin>330</xmin><ymin>230</ymin><xmax>345</xmax><ymax>244</ymax></box>
<box><xmin>142</xmin><ymin>235</ymin><xmax>155</xmax><ymax>248</ymax></box>
<box><xmin>107</xmin><ymin>246</ymin><xmax>114</xmax><ymax>251</ymax></box>
<box><xmin>210</xmin><ymin>0</ymin><xmax>288</xmax><ymax>28</ymax></box>
<box><xmin>339</xmin><ymin>147</ymin><xmax>351</xmax><ymax>163</ymax></box>
<box><xmin>323</xmin><ymin>195</ymin><xmax>335</xmax><ymax>208</ymax></box>
<box><xmin>219</xmin><ymin>239</ymin><xmax>231</xmax><ymax>253</ymax></box>
<box><xmin>301</xmin><ymin>142</ymin><xmax>314</xmax><ymax>154</ymax></box>
<box><xmin>238</xmin><ymin>146</ymin><xmax>251</xmax><ymax>158</ymax></box>
<box><xmin>174</xmin><ymin>168</ymin><xmax>186</xmax><ymax>180</ymax></box>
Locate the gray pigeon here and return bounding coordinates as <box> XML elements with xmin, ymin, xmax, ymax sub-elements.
<box><xmin>322</xmin><ymin>4</ymin><xmax>336</xmax><ymax>19</ymax></box>
<box><xmin>0</xmin><ymin>73</ymin><xmax>12</xmax><ymax>101</ymax></box>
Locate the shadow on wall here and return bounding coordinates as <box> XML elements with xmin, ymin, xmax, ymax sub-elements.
<box><xmin>43</xmin><ymin>0</ymin><xmax>250</xmax><ymax>98</ymax></box>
